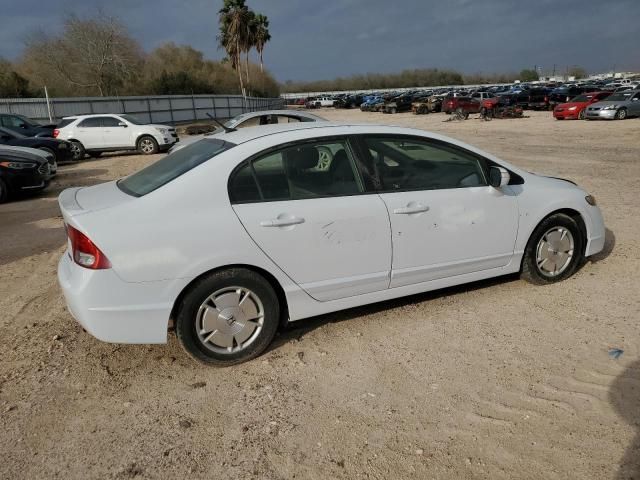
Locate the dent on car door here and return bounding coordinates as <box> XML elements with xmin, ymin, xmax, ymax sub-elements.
<box><xmin>360</xmin><ymin>135</ymin><xmax>519</xmax><ymax>288</ymax></box>
<box><xmin>229</xmin><ymin>138</ymin><xmax>392</xmax><ymax>301</ymax></box>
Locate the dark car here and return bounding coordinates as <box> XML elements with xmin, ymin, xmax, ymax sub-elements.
<box><xmin>524</xmin><ymin>88</ymin><xmax>552</xmax><ymax>110</ymax></box>
<box><xmin>383</xmin><ymin>93</ymin><xmax>415</xmax><ymax>114</ymax></box>
<box><xmin>0</xmin><ymin>114</ymin><xmax>57</xmax><ymax>138</ymax></box>
<box><xmin>0</xmin><ymin>146</ymin><xmax>51</xmax><ymax>203</ymax></box>
<box><xmin>0</xmin><ymin>127</ymin><xmax>73</xmax><ymax>163</ymax></box>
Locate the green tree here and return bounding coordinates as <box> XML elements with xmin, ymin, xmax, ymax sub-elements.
<box><xmin>253</xmin><ymin>13</ymin><xmax>271</xmax><ymax>73</ymax></box>
<box><xmin>519</xmin><ymin>69</ymin><xmax>539</xmax><ymax>82</ymax></box>
<box><xmin>218</xmin><ymin>0</ymin><xmax>252</xmax><ymax>94</ymax></box>
<box><xmin>568</xmin><ymin>66</ymin><xmax>587</xmax><ymax>79</ymax></box>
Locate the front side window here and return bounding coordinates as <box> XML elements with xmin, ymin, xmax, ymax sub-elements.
<box><xmin>229</xmin><ymin>139</ymin><xmax>363</xmax><ymax>203</ymax></box>
<box><xmin>101</xmin><ymin>117</ymin><xmax>123</xmax><ymax>127</ymax></box>
<box><xmin>363</xmin><ymin>136</ymin><xmax>487</xmax><ymax>191</ymax></box>
<box><xmin>119</xmin><ymin>138</ymin><xmax>234</xmax><ymax>197</ymax></box>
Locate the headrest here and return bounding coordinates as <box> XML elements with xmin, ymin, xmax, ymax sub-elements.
<box><xmin>284</xmin><ymin>146</ymin><xmax>319</xmax><ymax>171</ymax></box>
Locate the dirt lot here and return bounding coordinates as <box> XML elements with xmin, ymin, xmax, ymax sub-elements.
<box><xmin>1</xmin><ymin>109</ymin><xmax>639</xmax><ymax>479</ymax></box>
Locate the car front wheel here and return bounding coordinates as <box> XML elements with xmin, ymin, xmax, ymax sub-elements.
<box><xmin>615</xmin><ymin>108</ymin><xmax>627</xmax><ymax>120</ymax></box>
<box><xmin>175</xmin><ymin>268</ymin><xmax>280</xmax><ymax>366</ymax></box>
<box><xmin>137</xmin><ymin>136</ymin><xmax>159</xmax><ymax>155</ymax></box>
<box><xmin>521</xmin><ymin>213</ymin><xmax>584</xmax><ymax>285</ymax></box>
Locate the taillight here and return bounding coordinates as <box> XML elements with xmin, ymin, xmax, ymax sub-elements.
<box><xmin>66</xmin><ymin>224</ymin><xmax>111</xmax><ymax>269</ymax></box>
<box><xmin>53</xmin><ymin>129</ymin><xmax>59</xmax><ymax>138</ymax></box>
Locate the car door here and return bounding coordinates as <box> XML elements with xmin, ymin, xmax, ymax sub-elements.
<box><xmin>360</xmin><ymin>135</ymin><xmax>519</xmax><ymax>288</ymax></box>
<box><xmin>75</xmin><ymin>117</ymin><xmax>104</xmax><ymax>149</ymax></box>
<box><xmin>101</xmin><ymin>116</ymin><xmax>133</xmax><ymax>148</ymax></box>
<box><xmin>630</xmin><ymin>92</ymin><xmax>640</xmax><ymax>115</ymax></box>
<box><xmin>229</xmin><ymin>137</ymin><xmax>392</xmax><ymax>302</ymax></box>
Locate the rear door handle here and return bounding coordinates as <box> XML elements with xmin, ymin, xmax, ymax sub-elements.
<box><xmin>393</xmin><ymin>204</ymin><xmax>430</xmax><ymax>215</ymax></box>
<box><xmin>260</xmin><ymin>216</ymin><xmax>305</xmax><ymax>227</ymax></box>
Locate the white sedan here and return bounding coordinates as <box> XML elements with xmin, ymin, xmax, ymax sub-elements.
<box><xmin>57</xmin><ymin>123</ymin><xmax>605</xmax><ymax>365</ymax></box>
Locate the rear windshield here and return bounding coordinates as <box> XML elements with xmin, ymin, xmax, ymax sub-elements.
<box><xmin>118</xmin><ymin>139</ymin><xmax>235</xmax><ymax>197</ymax></box>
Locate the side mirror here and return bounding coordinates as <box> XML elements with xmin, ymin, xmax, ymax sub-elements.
<box><xmin>118</xmin><ymin>122</ymin><xmax>128</xmax><ymax>127</ymax></box>
<box><xmin>489</xmin><ymin>166</ymin><xmax>510</xmax><ymax>188</ymax></box>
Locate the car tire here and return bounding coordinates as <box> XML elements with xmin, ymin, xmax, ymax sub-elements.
<box><xmin>137</xmin><ymin>136</ymin><xmax>159</xmax><ymax>155</ymax></box>
<box><xmin>88</xmin><ymin>151</ymin><xmax>102</xmax><ymax>158</ymax></box>
<box><xmin>390</xmin><ymin>107</ymin><xmax>397</xmax><ymax>114</ymax></box>
<box><xmin>69</xmin><ymin>141</ymin><xmax>85</xmax><ymax>161</ymax></box>
<box><xmin>0</xmin><ymin>177</ymin><xmax>8</xmax><ymax>203</ymax></box>
<box><xmin>521</xmin><ymin>213</ymin><xmax>584</xmax><ymax>285</ymax></box>
<box><xmin>615</xmin><ymin>108</ymin><xmax>627</xmax><ymax>120</ymax></box>
<box><xmin>578</xmin><ymin>110</ymin><xmax>586</xmax><ymax>120</ymax></box>
<box><xmin>175</xmin><ymin>268</ymin><xmax>280</xmax><ymax>366</ymax></box>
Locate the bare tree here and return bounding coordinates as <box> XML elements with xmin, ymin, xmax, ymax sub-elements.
<box><xmin>23</xmin><ymin>13</ymin><xmax>142</xmax><ymax>96</ymax></box>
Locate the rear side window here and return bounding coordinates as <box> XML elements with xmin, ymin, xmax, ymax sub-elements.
<box><xmin>118</xmin><ymin>139</ymin><xmax>234</xmax><ymax>197</ymax></box>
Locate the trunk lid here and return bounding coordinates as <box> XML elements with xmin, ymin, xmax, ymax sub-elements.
<box><xmin>58</xmin><ymin>181</ymin><xmax>133</xmax><ymax>220</ymax></box>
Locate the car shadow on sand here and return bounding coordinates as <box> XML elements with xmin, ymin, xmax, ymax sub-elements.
<box><xmin>270</xmin><ymin>227</ymin><xmax>617</xmax><ymax>351</ymax></box>
<box><xmin>589</xmin><ymin>227</ymin><xmax>616</xmax><ymax>264</ymax></box>
<box><xmin>610</xmin><ymin>358</ymin><xmax>640</xmax><ymax>479</ymax></box>
<box><xmin>269</xmin><ymin>273</ymin><xmax>522</xmax><ymax>351</ymax></box>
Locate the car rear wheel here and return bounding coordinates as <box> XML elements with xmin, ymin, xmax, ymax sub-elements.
<box><xmin>615</xmin><ymin>108</ymin><xmax>627</xmax><ymax>120</ymax></box>
<box><xmin>137</xmin><ymin>136</ymin><xmax>159</xmax><ymax>155</ymax></box>
<box><xmin>0</xmin><ymin>178</ymin><xmax>8</xmax><ymax>203</ymax></box>
<box><xmin>521</xmin><ymin>213</ymin><xmax>583</xmax><ymax>285</ymax></box>
<box><xmin>175</xmin><ymin>268</ymin><xmax>280</xmax><ymax>366</ymax></box>
<box><xmin>69</xmin><ymin>141</ymin><xmax>85</xmax><ymax>161</ymax></box>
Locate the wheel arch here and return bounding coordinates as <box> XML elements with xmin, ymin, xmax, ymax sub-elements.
<box><xmin>135</xmin><ymin>133</ymin><xmax>157</xmax><ymax>145</ymax></box>
<box><xmin>520</xmin><ymin>207</ymin><xmax>587</xmax><ymax>271</ymax></box>
<box><xmin>169</xmin><ymin>263</ymin><xmax>289</xmax><ymax>331</ymax></box>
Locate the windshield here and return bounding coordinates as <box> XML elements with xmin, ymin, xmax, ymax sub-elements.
<box><xmin>606</xmin><ymin>92</ymin><xmax>633</xmax><ymax>102</ymax></box>
<box><xmin>118</xmin><ymin>138</ymin><xmax>235</xmax><ymax>196</ymax></box>
<box><xmin>119</xmin><ymin>114</ymin><xmax>146</xmax><ymax>125</ymax></box>
<box><xmin>17</xmin><ymin>114</ymin><xmax>39</xmax><ymax>126</ymax></box>
<box><xmin>571</xmin><ymin>95</ymin><xmax>590</xmax><ymax>102</ymax></box>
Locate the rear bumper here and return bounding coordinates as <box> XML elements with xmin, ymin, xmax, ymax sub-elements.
<box><xmin>57</xmin><ymin>253</ymin><xmax>176</xmax><ymax>344</ymax></box>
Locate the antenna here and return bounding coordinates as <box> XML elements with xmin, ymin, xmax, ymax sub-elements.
<box><xmin>206</xmin><ymin>113</ymin><xmax>236</xmax><ymax>133</ymax></box>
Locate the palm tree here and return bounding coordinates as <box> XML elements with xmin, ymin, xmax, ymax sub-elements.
<box><xmin>218</xmin><ymin>0</ymin><xmax>250</xmax><ymax>94</ymax></box>
<box><xmin>244</xmin><ymin>10</ymin><xmax>257</xmax><ymax>91</ymax></box>
<box><xmin>253</xmin><ymin>14</ymin><xmax>271</xmax><ymax>73</ymax></box>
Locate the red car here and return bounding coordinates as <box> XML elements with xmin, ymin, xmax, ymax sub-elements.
<box><xmin>443</xmin><ymin>96</ymin><xmax>481</xmax><ymax>114</ymax></box>
<box><xmin>553</xmin><ymin>91</ymin><xmax>611</xmax><ymax>120</ymax></box>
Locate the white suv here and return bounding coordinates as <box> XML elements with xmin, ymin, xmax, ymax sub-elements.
<box><xmin>54</xmin><ymin>114</ymin><xmax>178</xmax><ymax>160</ymax></box>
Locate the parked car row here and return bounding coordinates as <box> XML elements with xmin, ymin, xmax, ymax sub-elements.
<box><xmin>0</xmin><ymin>145</ymin><xmax>56</xmax><ymax>203</ymax></box>
<box><xmin>298</xmin><ymin>80</ymin><xmax>640</xmax><ymax>122</ymax></box>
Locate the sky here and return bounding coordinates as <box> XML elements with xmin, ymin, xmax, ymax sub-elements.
<box><xmin>0</xmin><ymin>0</ymin><xmax>638</xmax><ymax>82</ymax></box>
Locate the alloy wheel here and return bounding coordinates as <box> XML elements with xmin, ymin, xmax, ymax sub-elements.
<box><xmin>140</xmin><ymin>139</ymin><xmax>156</xmax><ymax>154</ymax></box>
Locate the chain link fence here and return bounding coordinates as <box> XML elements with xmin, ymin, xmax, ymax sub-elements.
<box><xmin>0</xmin><ymin>94</ymin><xmax>286</xmax><ymax>125</ymax></box>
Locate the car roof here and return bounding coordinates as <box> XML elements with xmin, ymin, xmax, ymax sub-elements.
<box><xmin>62</xmin><ymin>113</ymin><xmax>123</xmax><ymax>120</ymax></box>
<box><xmin>208</xmin><ymin>121</ymin><xmax>459</xmax><ymax>147</ymax></box>
<box><xmin>229</xmin><ymin>109</ymin><xmax>326</xmax><ymax>122</ymax></box>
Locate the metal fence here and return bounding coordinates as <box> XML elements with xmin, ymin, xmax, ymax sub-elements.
<box><xmin>0</xmin><ymin>94</ymin><xmax>286</xmax><ymax>125</ymax></box>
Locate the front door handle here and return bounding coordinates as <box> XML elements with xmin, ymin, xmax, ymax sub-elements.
<box><xmin>260</xmin><ymin>216</ymin><xmax>305</xmax><ymax>227</ymax></box>
<box><xmin>393</xmin><ymin>204</ymin><xmax>430</xmax><ymax>215</ymax></box>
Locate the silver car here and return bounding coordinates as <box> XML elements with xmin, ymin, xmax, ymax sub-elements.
<box><xmin>170</xmin><ymin>110</ymin><xmax>327</xmax><ymax>152</ymax></box>
<box><xmin>585</xmin><ymin>90</ymin><xmax>640</xmax><ymax>120</ymax></box>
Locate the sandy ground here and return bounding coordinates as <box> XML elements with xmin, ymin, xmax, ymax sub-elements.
<box><xmin>1</xmin><ymin>109</ymin><xmax>639</xmax><ymax>479</ymax></box>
